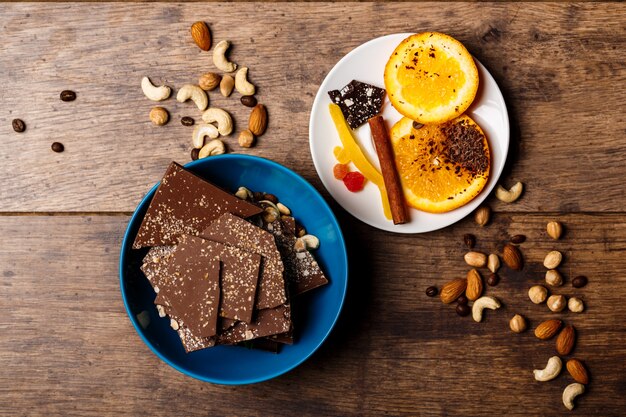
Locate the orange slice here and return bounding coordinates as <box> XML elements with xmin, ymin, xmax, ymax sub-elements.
<box><xmin>384</xmin><ymin>32</ymin><xmax>479</xmax><ymax>123</ymax></box>
<box><xmin>390</xmin><ymin>115</ymin><xmax>490</xmax><ymax>213</ymax></box>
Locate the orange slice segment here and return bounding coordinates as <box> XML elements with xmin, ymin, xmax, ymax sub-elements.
<box><xmin>384</xmin><ymin>32</ymin><xmax>479</xmax><ymax>123</ymax></box>
<box><xmin>390</xmin><ymin>115</ymin><xmax>490</xmax><ymax>213</ymax></box>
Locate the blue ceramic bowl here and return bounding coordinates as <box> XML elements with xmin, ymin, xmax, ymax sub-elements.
<box><xmin>119</xmin><ymin>154</ymin><xmax>348</xmax><ymax>384</ymax></box>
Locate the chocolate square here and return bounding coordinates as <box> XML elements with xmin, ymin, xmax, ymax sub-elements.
<box><xmin>140</xmin><ymin>246</ymin><xmax>176</xmax><ymax>292</ymax></box>
<box><xmin>217</xmin><ymin>304</ymin><xmax>291</xmax><ymax>345</ymax></box>
<box><xmin>133</xmin><ymin>162</ymin><xmax>263</xmax><ymax>249</ymax></box>
<box><xmin>328</xmin><ymin>80</ymin><xmax>386</xmax><ymax>129</ymax></box>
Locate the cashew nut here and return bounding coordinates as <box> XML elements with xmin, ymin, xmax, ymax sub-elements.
<box><xmin>277</xmin><ymin>202</ymin><xmax>291</xmax><ymax>216</ymax></box>
<box><xmin>471</xmin><ymin>295</ymin><xmax>501</xmax><ymax>322</ymax></box>
<box><xmin>213</xmin><ymin>40</ymin><xmax>237</xmax><ymax>72</ymax></box>
<box><xmin>202</xmin><ymin>108</ymin><xmax>233</xmax><ymax>136</ymax></box>
<box><xmin>300</xmin><ymin>235</ymin><xmax>320</xmax><ymax>250</ymax></box>
<box><xmin>235</xmin><ymin>67</ymin><xmax>256</xmax><ymax>96</ymax></box>
<box><xmin>495</xmin><ymin>182</ymin><xmax>523</xmax><ymax>203</ymax></box>
<box><xmin>533</xmin><ymin>356</ymin><xmax>562</xmax><ymax>381</ymax></box>
<box><xmin>176</xmin><ymin>84</ymin><xmax>208</xmax><ymax>111</ymax></box>
<box><xmin>563</xmin><ymin>383</ymin><xmax>585</xmax><ymax>410</ymax></box>
<box><xmin>192</xmin><ymin>123</ymin><xmax>219</xmax><ymax>149</ymax></box>
<box><xmin>198</xmin><ymin>139</ymin><xmax>226</xmax><ymax>159</ymax></box>
<box><xmin>141</xmin><ymin>76</ymin><xmax>171</xmax><ymax>101</ymax></box>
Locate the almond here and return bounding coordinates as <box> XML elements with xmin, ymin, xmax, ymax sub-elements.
<box><xmin>502</xmin><ymin>243</ymin><xmax>523</xmax><ymax>270</ymax></box>
<box><xmin>466</xmin><ymin>269</ymin><xmax>483</xmax><ymax>301</ymax></box>
<box><xmin>556</xmin><ymin>324</ymin><xmax>576</xmax><ymax>355</ymax></box>
<box><xmin>191</xmin><ymin>21</ymin><xmax>211</xmax><ymax>51</ymax></box>
<box><xmin>566</xmin><ymin>359</ymin><xmax>589</xmax><ymax>384</ymax></box>
<box><xmin>248</xmin><ymin>104</ymin><xmax>268</xmax><ymax>136</ymax></box>
<box><xmin>440</xmin><ymin>278</ymin><xmax>467</xmax><ymax>304</ymax></box>
<box><xmin>534</xmin><ymin>319</ymin><xmax>562</xmax><ymax>340</ymax></box>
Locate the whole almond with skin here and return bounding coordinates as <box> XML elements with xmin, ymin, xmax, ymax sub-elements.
<box><xmin>566</xmin><ymin>359</ymin><xmax>589</xmax><ymax>384</ymax></box>
<box><xmin>199</xmin><ymin>72</ymin><xmax>221</xmax><ymax>91</ymax></box>
<box><xmin>556</xmin><ymin>325</ymin><xmax>576</xmax><ymax>355</ymax></box>
<box><xmin>440</xmin><ymin>278</ymin><xmax>467</xmax><ymax>304</ymax></box>
<box><xmin>248</xmin><ymin>104</ymin><xmax>268</xmax><ymax>136</ymax></box>
<box><xmin>535</xmin><ymin>319</ymin><xmax>562</xmax><ymax>340</ymax></box>
<box><xmin>466</xmin><ymin>269</ymin><xmax>483</xmax><ymax>301</ymax></box>
<box><xmin>464</xmin><ymin>251</ymin><xmax>487</xmax><ymax>268</ymax></box>
<box><xmin>502</xmin><ymin>243</ymin><xmax>523</xmax><ymax>270</ymax></box>
<box><xmin>191</xmin><ymin>21</ymin><xmax>211</xmax><ymax>51</ymax></box>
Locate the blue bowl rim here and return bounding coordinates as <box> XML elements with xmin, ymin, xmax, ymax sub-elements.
<box><xmin>119</xmin><ymin>154</ymin><xmax>349</xmax><ymax>385</ymax></box>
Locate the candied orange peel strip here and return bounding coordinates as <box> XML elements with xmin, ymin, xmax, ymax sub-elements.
<box><xmin>329</xmin><ymin>104</ymin><xmax>392</xmax><ymax>220</ymax></box>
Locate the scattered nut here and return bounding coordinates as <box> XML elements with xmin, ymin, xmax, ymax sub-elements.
<box><xmin>156</xmin><ymin>304</ymin><xmax>166</xmax><ymax>318</ymax></box>
<box><xmin>474</xmin><ymin>206</ymin><xmax>491</xmax><ymax>226</ymax></box>
<box><xmin>529</xmin><ymin>285</ymin><xmax>549</xmax><ymax>304</ymax></box>
<box><xmin>568</xmin><ymin>297</ymin><xmax>584</xmax><ymax>313</ymax></box>
<box><xmin>202</xmin><ymin>108</ymin><xmax>233</xmax><ymax>136</ymax></box>
<box><xmin>495</xmin><ymin>181</ymin><xmax>523</xmax><ymax>203</ymax></box>
<box><xmin>213</xmin><ymin>40</ymin><xmax>237</xmax><ymax>72</ymax></box>
<box><xmin>136</xmin><ymin>310</ymin><xmax>151</xmax><ymax>329</ymax></box>
<box><xmin>198</xmin><ymin>139</ymin><xmax>226</xmax><ymax>159</ymax></box>
<box><xmin>199</xmin><ymin>72</ymin><xmax>222</xmax><ymax>91</ymax></box>
<box><xmin>149</xmin><ymin>106</ymin><xmax>169</xmax><ymax>126</ymax></box>
<box><xmin>249</xmin><ymin>104</ymin><xmax>268</xmax><ymax>136</ymax></box>
<box><xmin>141</xmin><ymin>76</ymin><xmax>171</xmax><ymax>101</ymax></box>
<box><xmin>566</xmin><ymin>359</ymin><xmax>589</xmax><ymax>384</ymax></box>
<box><xmin>235</xmin><ymin>67</ymin><xmax>256</xmax><ymax>96</ymax></box>
<box><xmin>471</xmin><ymin>295</ymin><xmax>501</xmax><ymax>322</ymax></box>
<box><xmin>533</xmin><ymin>356</ymin><xmax>562</xmax><ymax>381</ymax></box>
<box><xmin>12</xmin><ymin>118</ymin><xmax>26</xmax><ymax>133</ymax></box>
<box><xmin>544</xmin><ymin>250</ymin><xmax>563</xmax><ymax>269</ymax></box>
<box><xmin>262</xmin><ymin>206</ymin><xmax>280</xmax><ymax>223</ymax></box>
<box><xmin>241</xmin><ymin>95</ymin><xmax>258</xmax><ymax>107</ymax></box>
<box><xmin>487</xmin><ymin>254</ymin><xmax>500</xmax><ymax>273</ymax></box>
<box><xmin>510</xmin><ymin>234</ymin><xmax>526</xmax><ymax>244</ymax></box>
<box><xmin>170</xmin><ymin>318</ymin><xmax>180</xmax><ymax>330</ymax></box>
<box><xmin>262</xmin><ymin>193</ymin><xmax>278</xmax><ymax>204</ymax></box>
<box><xmin>509</xmin><ymin>314</ymin><xmax>527</xmax><ymax>333</ymax></box>
<box><xmin>465</xmin><ymin>269</ymin><xmax>483</xmax><ymax>301</ymax></box>
<box><xmin>545</xmin><ymin>269</ymin><xmax>563</xmax><ymax>287</ymax></box>
<box><xmin>220</xmin><ymin>75</ymin><xmax>235</xmax><ymax>97</ymax></box>
<box><xmin>534</xmin><ymin>319</ymin><xmax>562</xmax><ymax>340</ymax></box>
<box><xmin>294</xmin><ymin>237</ymin><xmax>306</xmax><ymax>252</ymax></box>
<box><xmin>464</xmin><ymin>251</ymin><xmax>487</xmax><ymax>268</ymax></box>
<box><xmin>296</xmin><ymin>224</ymin><xmax>306</xmax><ymax>238</ymax></box>
<box><xmin>556</xmin><ymin>324</ymin><xmax>576</xmax><ymax>355</ymax></box>
<box><xmin>181</xmin><ymin>116</ymin><xmax>195</xmax><ymax>126</ymax></box>
<box><xmin>547</xmin><ymin>294</ymin><xmax>567</xmax><ymax>312</ymax></box>
<box><xmin>425</xmin><ymin>286</ymin><xmax>438</xmax><ymax>297</ymax></box>
<box><xmin>456</xmin><ymin>304</ymin><xmax>471</xmax><ymax>317</ymax></box>
<box><xmin>191</xmin><ymin>21</ymin><xmax>211</xmax><ymax>51</ymax></box>
<box><xmin>572</xmin><ymin>276</ymin><xmax>588</xmax><ymax>288</ymax></box>
<box><xmin>486</xmin><ymin>273</ymin><xmax>500</xmax><ymax>286</ymax></box>
<box><xmin>177</xmin><ymin>84</ymin><xmax>209</xmax><ymax>111</ymax></box>
<box><xmin>60</xmin><ymin>90</ymin><xmax>77</xmax><ymax>102</ymax></box>
<box><xmin>192</xmin><ymin>123</ymin><xmax>219</xmax><ymax>149</ymax></box>
<box><xmin>440</xmin><ymin>278</ymin><xmax>467</xmax><ymax>304</ymax></box>
<box><xmin>238</xmin><ymin>129</ymin><xmax>255</xmax><ymax>148</ymax></box>
<box><xmin>547</xmin><ymin>221</ymin><xmax>563</xmax><ymax>240</ymax></box>
<box><xmin>563</xmin><ymin>383</ymin><xmax>585</xmax><ymax>410</ymax></box>
<box><xmin>463</xmin><ymin>233</ymin><xmax>476</xmax><ymax>249</ymax></box>
<box><xmin>298</xmin><ymin>234</ymin><xmax>320</xmax><ymax>251</ymax></box>
<box><xmin>235</xmin><ymin>186</ymin><xmax>253</xmax><ymax>201</ymax></box>
<box><xmin>502</xmin><ymin>243</ymin><xmax>523</xmax><ymax>270</ymax></box>
<box><xmin>51</xmin><ymin>142</ymin><xmax>64</xmax><ymax>153</ymax></box>
<box><xmin>276</xmin><ymin>202</ymin><xmax>291</xmax><ymax>216</ymax></box>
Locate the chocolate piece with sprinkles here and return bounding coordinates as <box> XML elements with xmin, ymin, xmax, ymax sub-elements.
<box><xmin>328</xmin><ymin>80</ymin><xmax>386</xmax><ymax>129</ymax></box>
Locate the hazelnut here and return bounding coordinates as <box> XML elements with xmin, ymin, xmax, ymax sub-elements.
<box><xmin>568</xmin><ymin>297</ymin><xmax>584</xmax><ymax>313</ymax></box>
<box><xmin>474</xmin><ymin>206</ymin><xmax>491</xmax><ymax>226</ymax></box>
<box><xmin>544</xmin><ymin>250</ymin><xmax>563</xmax><ymax>269</ymax></box>
<box><xmin>238</xmin><ymin>129</ymin><xmax>255</xmax><ymax>148</ymax></box>
<box><xmin>547</xmin><ymin>294</ymin><xmax>567</xmax><ymax>312</ymax></box>
<box><xmin>545</xmin><ymin>269</ymin><xmax>563</xmax><ymax>287</ymax></box>
<box><xmin>149</xmin><ymin>106</ymin><xmax>169</xmax><ymax>126</ymax></box>
<box><xmin>529</xmin><ymin>285</ymin><xmax>548</xmax><ymax>304</ymax></box>
<box><xmin>547</xmin><ymin>221</ymin><xmax>563</xmax><ymax>240</ymax></box>
<box><xmin>509</xmin><ymin>314</ymin><xmax>527</xmax><ymax>333</ymax></box>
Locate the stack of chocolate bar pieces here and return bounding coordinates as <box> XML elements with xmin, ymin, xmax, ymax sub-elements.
<box><xmin>133</xmin><ymin>162</ymin><xmax>328</xmax><ymax>353</ymax></box>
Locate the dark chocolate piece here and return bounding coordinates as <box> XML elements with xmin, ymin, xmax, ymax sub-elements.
<box><xmin>217</xmin><ymin>304</ymin><xmax>291</xmax><ymax>345</ymax></box>
<box><xmin>201</xmin><ymin>213</ymin><xmax>286</xmax><ymax>310</ymax></box>
<box><xmin>133</xmin><ymin>162</ymin><xmax>263</xmax><ymax>249</ymax></box>
<box><xmin>328</xmin><ymin>80</ymin><xmax>386</xmax><ymax>129</ymax></box>
<box><xmin>238</xmin><ymin>338</ymin><xmax>280</xmax><ymax>353</ymax></box>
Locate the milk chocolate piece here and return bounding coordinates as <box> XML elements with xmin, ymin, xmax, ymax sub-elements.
<box><xmin>218</xmin><ymin>304</ymin><xmax>291</xmax><ymax>345</ymax></box>
<box><xmin>328</xmin><ymin>80</ymin><xmax>386</xmax><ymax>129</ymax></box>
<box><xmin>201</xmin><ymin>213</ymin><xmax>286</xmax><ymax>310</ymax></box>
<box><xmin>176</xmin><ymin>321</ymin><xmax>216</xmax><ymax>353</ymax></box>
<box><xmin>140</xmin><ymin>246</ymin><xmax>176</xmax><ymax>292</ymax></box>
<box><xmin>133</xmin><ymin>162</ymin><xmax>263</xmax><ymax>249</ymax></box>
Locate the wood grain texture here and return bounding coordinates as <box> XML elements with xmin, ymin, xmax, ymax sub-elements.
<box><xmin>1</xmin><ymin>214</ymin><xmax>625</xmax><ymax>416</ymax></box>
<box><xmin>0</xmin><ymin>2</ymin><xmax>624</xmax><ymax>212</ymax></box>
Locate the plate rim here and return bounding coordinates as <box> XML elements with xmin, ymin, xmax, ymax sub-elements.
<box><xmin>308</xmin><ymin>32</ymin><xmax>510</xmax><ymax>234</ymax></box>
<box><xmin>119</xmin><ymin>154</ymin><xmax>349</xmax><ymax>385</ymax></box>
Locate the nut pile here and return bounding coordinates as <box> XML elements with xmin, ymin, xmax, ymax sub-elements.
<box><xmin>426</xmin><ymin>184</ymin><xmax>592</xmax><ymax>411</ymax></box>
<box><xmin>141</xmin><ymin>21</ymin><xmax>268</xmax><ymax>160</ymax></box>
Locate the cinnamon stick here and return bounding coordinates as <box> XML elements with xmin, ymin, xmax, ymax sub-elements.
<box><xmin>368</xmin><ymin>115</ymin><xmax>409</xmax><ymax>225</ymax></box>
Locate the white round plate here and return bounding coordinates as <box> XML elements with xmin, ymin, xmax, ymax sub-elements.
<box><xmin>309</xmin><ymin>33</ymin><xmax>509</xmax><ymax>233</ymax></box>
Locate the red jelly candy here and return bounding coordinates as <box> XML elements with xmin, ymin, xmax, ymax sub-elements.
<box><xmin>343</xmin><ymin>171</ymin><xmax>365</xmax><ymax>192</ymax></box>
<box><xmin>333</xmin><ymin>163</ymin><xmax>349</xmax><ymax>180</ymax></box>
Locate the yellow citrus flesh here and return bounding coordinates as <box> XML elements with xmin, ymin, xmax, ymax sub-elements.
<box><xmin>384</xmin><ymin>32</ymin><xmax>479</xmax><ymax>123</ymax></box>
<box><xmin>390</xmin><ymin>115</ymin><xmax>490</xmax><ymax>213</ymax></box>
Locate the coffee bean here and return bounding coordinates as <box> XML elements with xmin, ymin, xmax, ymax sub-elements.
<box><xmin>181</xmin><ymin>116</ymin><xmax>195</xmax><ymax>126</ymax></box>
<box><xmin>51</xmin><ymin>142</ymin><xmax>64</xmax><ymax>153</ymax></box>
<box><xmin>487</xmin><ymin>273</ymin><xmax>500</xmax><ymax>286</ymax></box>
<box><xmin>412</xmin><ymin>121</ymin><xmax>424</xmax><ymax>130</ymax></box>
<box><xmin>60</xmin><ymin>90</ymin><xmax>77</xmax><ymax>102</ymax></box>
<box><xmin>263</xmin><ymin>193</ymin><xmax>278</xmax><ymax>204</ymax></box>
<box><xmin>456</xmin><ymin>304</ymin><xmax>471</xmax><ymax>317</ymax></box>
<box><xmin>425</xmin><ymin>286</ymin><xmax>438</xmax><ymax>297</ymax></box>
<box><xmin>12</xmin><ymin>119</ymin><xmax>25</xmax><ymax>133</ymax></box>
<box><xmin>572</xmin><ymin>275</ymin><xmax>588</xmax><ymax>288</ymax></box>
<box><xmin>511</xmin><ymin>234</ymin><xmax>526</xmax><ymax>244</ymax></box>
<box><xmin>190</xmin><ymin>148</ymin><xmax>199</xmax><ymax>161</ymax></box>
<box><xmin>240</xmin><ymin>95</ymin><xmax>257</xmax><ymax>107</ymax></box>
<box><xmin>457</xmin><ymin>295</ymin><xmax>468</xmax><ymax>305</ymax></box>
<box><xmin>463</xmin><ymin>233</ymin><xmax>476</xmax><ymax>249</ymax></box>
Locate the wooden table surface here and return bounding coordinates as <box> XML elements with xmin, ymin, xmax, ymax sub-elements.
<box><xmin>1</xmin><ymin>2</ymin><xmax>625</xmax><ymax>416</ymax></box>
